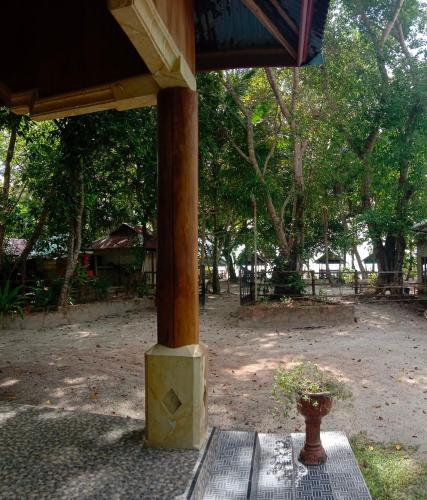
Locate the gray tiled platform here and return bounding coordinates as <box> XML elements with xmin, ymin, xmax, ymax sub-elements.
<box><xmin>0</xmin><ymin>403</ymin><xmax>198</xmax><ymax>499</ymax></box>
<box><xmin>203</xmin><ymin>430</ymin><xmax>255</xmax><ymax>500</ymax></box>
<box><xmin>187</xmin><ymin>429</ymin><xmax>371</xmax><ymax>500</ymax></box>
<box><xmin>0</xmin><ymin>404</ymin><xmax>371</xmax><ymax>500</ymax></box>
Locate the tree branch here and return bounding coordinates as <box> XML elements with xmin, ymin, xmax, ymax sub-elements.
<box><xmin>394</xmin><ymin>18</ymin><xmax>412</xmax><ymax>60</ymax></box>
<box><xmin>379</xmin><ymin>0</ymin><xmax>405</xmax><ymax>49</ymax></box>
<box><xmin>265</xmin><ymin>67</ymin><xmax>293</xmax><ymax>126</ymax></box>
<box><xmin>230</xmin><ymin>138</ymin><xmax>251</xmax><ymax>164</ymax></box>
<box><xmin>280</xmin><ymin>190</ymin><xmax>292</xmax><ymax>223</ymax></box>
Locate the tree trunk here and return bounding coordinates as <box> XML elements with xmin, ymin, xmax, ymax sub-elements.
<box><xmin>321</xmin><ymin>207</ymin><xmax>331</xmax><ymax>282</ymax></box>
<box><xmin>0</xmin><ymin>119</ymin><xmax>20</xmax><ymax>270</ymax></box>
<box><xmin>353</xmin><ymin>246</ymin><xmax>367</xmax><ymax>278</ymax></box>
<box><xmin>406</xmin><ymin>241</ymin><xmax>414</xmax><ymax>281</ymax></box>
<box><xmin>211</xmin><ymin>230</ymin><xmax>221</xmax><ymax>294</ymax></box>
<box><xmin>225</xmin><ymin>251</ymin><xmax>237</xmax><ymax>282</ymax></box>
<box><xmin>373</xmin><ymin>233</ymin><xmax>405</xmax><ymax>292</ymax></box>
<box><xmin>289</xmin><ymin>138</ymin><xmax>305</xmax><ymax>271</ymax></box>
<box><xmin>200</xmin><ymin>207</ymin><xmax>206</xmax><ymax>265</ymax></box>
<box><xmin>58</xmin><ymin>169</ymin><xmax>84</xmax><ymax>306</ymax></box>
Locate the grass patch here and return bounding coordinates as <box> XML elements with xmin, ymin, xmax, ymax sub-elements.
<box><xmin>351</xmin><ymin>434</ymin><xmax>427</xmax><ymax>500</ymax></box>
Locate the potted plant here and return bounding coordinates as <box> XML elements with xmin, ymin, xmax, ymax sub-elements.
<box><xmin>273</xmin><ymin>361</ymin><xmax>351</xmax><ymax>465</ymax></box>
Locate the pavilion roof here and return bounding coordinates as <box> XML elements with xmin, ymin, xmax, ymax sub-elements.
<box><xmin>363</xmin><ymin>253</ymin><xmax>377</xmax><ymax>264</ymax></box>
<box><xmin>0</xmin><ymin>0</ymin><xmax>330</xmax><ymax>121</ymax></box>
<box><xmin>195</xmin><ymin>0</ymin><xmax>329</xmax><ymax>70</ymax></box>
<box><xmin>315</xmin><ymin>251</ymin><xmax>343</xmax><ymax>264</ymax></box>
<box><xmin>89</xmin><ymin>223</ymin><xmax>157</xmax><ymax>251</ymax></box>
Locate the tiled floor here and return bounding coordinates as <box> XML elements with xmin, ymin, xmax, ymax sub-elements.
<box><xmin>0</xmin><ymin>404</ymin><xmax>371</xmax><ymax>499</ymax></box>
<box><xmin>0</xmin><ymin>403</ymin><xmax>198</xmax><ymax>499</ymax></box>
<box><xmin>187</xmin><ymin>429</ymin><xmax>372</xmax><ymax>499</ymax></box>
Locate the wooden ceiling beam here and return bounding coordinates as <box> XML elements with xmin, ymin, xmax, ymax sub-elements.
<box><xmin>297</xmin><ymin>0</ymin><xmax>313</xmax><ymax>66</ymax></box>
<box><xmin>108</xmin><ymin>0</ymin><xmax>196</xmax><ymax>91</ymax></box>
<box><xmin>269</xmin><ymin>0</ymin><xmax>298</xmax><ymax>35</ymax></box>
<box><xmin>197</xmin><ymin>48</ymin><xmax>295</xmax><ymax>71</ymax></box>
<box><xmin>9</xmin><ymin>75</ymin><xmax>159</xmax><ymax>121</ymax></box>
<box><xmin>241</xmin><ymin>0</ymin><xmax>297</xmax><ymax>60</ymax></box>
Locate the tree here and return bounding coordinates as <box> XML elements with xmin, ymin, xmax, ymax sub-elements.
<box><xmin>323</xmin><ymin>0</ymin><xmax>427</xmax><ymax>286</ymax></box>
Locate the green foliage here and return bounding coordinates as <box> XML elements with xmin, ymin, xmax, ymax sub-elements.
<box><xmin>367</xmin><ymin>273</ymin><xmax>378</xmax><ymax>287</ymax></box>
<box><xmin>273</xmin><ymin>362</ymin><xmax>351</xmax><ymax>416</ymax></box>
<box><xmin>71</xmin><ymin>264</ymin><xmax>88</xmax><ymax>287</ymax></box>
<box><xmin>136</xmin><ymin>276</ymin><xmax>151</xmax><ymax>298</ymax></box>
<box><xmin>87</xmin><ymin>277</ymin><xmax>109</xmax><ymax>301</ymax></box>
<box><xmin>351</xmin><ymin>434</ymin><xmax>427</xmax><ymax>500</ymax></box>
<box><xmin>1</xmin><ymin>0</ymin><xmax>426</xmax><ymax>290</ymax></box>
<box><xmin>0</xmin><ymin>281</ymin><xmax>24</xmax><ymax>319</ymax></box>
<box><xmin>341</xmin><ymin>268</ymin><xmax>355</xmax><ymax>284</ymax></box>
<box><xmin>286</xmin><ymin>272</ymin><xmax>307</xmax><ymax>295</ymax></box>
<box><xmin>29</xmin><ymin>279</ymin><xmax>63</xmax><ymax>309</ymax></box>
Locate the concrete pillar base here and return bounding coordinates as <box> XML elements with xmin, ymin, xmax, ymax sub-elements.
<box><xmin>145</xmin><ymin>343</ymin><xmax>208</xmax><ymax>449</ymax></box>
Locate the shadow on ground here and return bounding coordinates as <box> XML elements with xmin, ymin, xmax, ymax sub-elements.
<box><xmin>0</xmin><ymin>403</ymin><xmax>197</xmax><ymax>499</ymax></box>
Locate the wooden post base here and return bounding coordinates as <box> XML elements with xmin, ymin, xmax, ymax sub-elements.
<box><xmin>145</xmin><ymin>343</ymin><xmax>208</xmax><ymax>449</ymax></box>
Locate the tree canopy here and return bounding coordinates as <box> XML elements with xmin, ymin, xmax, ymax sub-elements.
<box><xmin>1</xmin><ymin>0</ymin><xmax>426</xmax><ymax>299</ymax></box>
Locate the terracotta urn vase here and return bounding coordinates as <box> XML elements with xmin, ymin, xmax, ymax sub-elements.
<box><xmin>297</xmin><ymin>392</ymin><xmax>333</xmax><ymax>465</ymax></box>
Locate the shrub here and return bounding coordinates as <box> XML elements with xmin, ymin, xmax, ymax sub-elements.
<box><xmin>87</xmin><ymin>277</ymin><xmax>109</xmax><ymax>300</ymax></box>
<box><xmin>0</xmin><ymin>281</ymin><xmax>25</xmax><ymax>321</ymax></box>
<box><xmin>30</xmin><ymin>279</ymin><xmax>63</xmax><ymax>308</ymax></box>
<box><xmin>136</xmin><ymin>276</ymin><xmax>151</xmax><ymax>297</ymax></box>
<box><xmin>273</xmin><ymin>361</ymin><xmax>351</xmax><ymax>416</ymax></box>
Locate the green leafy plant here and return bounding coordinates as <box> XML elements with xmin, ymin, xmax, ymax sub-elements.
<box><xmin>273</xmin><ymin>362</ymin><xmax>351</xmax><ymax>416</ymax></box>
<box><xmin>0</xmin><ymin>281</ymin><xmax>25</xmax><ymax>321</ymax></box>
<box><xmin>287</xmin><ymin>272</ymin><xmax>306</xmax><ymax>295</ymax></box>
<box><xmin>87</xmin><ymin>277</ymin><xmax>109</xmax><ymax>300</ymax></box>
<box><xmin>29</xmin><ymin>279</ymin><xmax>63</xmax><ymax>309</ymax></box>
<box><xmin>136</xmin><ymin>275</ymin><xmax>151</xmax><ymax>297</ymax></box>
<box><xmin>367</xmin><ymin>272</ymin><xmax>378</xmax><ymax>288</ymax></box>
<box><xmin>71</xmin><ymin>264</ymin><xmax>89</xmax><ymax>287</ymax></box>
<box><xmin>341</xmin><ymin>268</ymin><xmax>355</xmax><ymax>285</ymax></box>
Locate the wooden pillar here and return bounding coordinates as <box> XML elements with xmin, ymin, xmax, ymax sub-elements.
<box><xmin>157</xmin><ymin>87</ymin><xmax>199</xmax><ymax>348</ymax></box>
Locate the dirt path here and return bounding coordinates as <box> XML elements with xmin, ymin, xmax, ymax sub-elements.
<box><xmin>1</xmin><ymin>294</ymin><xmax>426</xmax><ymax>457</ymax></box>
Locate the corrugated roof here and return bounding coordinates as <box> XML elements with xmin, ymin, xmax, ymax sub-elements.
<box><xmin>315</xmin><ymin>251</ymin><xmax>343</xmax><ymax>264</ymax></box>
<box><xmin>4</xmin><ymin>238</ymin><xmax>27</xmax><ymax>257</ymax></box>
<box><xmin>363</xmin><ymin>253</ymin><xmax>377</xmax><ymax>264</ymax></box>
<box><xmin>89</xmin><ymin>224</ymin><xmax>157</xmax><ymax>251</ymax></box>
<box><xmin>195</xmin><ymin>0</ymin><xmax>329</xmax><ymax>69</ymax></box>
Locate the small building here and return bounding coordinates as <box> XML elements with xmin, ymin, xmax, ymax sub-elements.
<box><xmin>363</xmin><ymin>253</ymin><xmax>378</xmax><ymax>272</ymax></box>
<box><xmin>413</xmin><ymin>221</ymin><xmax>427</xmax><ymax>290</ymax></box>
<box><xmin>315</xmin><ymin>251</ymin><xmax>344</xmax><ymax>279</ymax></box>
<box><xmin>88</xmin><ymin>224</ymin><xmax>157</xmax><ymax>288</ymax></box>
<box><xmin>4</xmin><ymin>238</ymin><xmax>27</xmax><ymax>258</ymax></box>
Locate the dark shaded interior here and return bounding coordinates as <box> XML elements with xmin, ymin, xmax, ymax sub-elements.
<box><xmin>0</xmin><ymin>0</ymin><xmax>329</xmax><ymax>102</ymax></box>
<box><xmin>0</xmin><ymin>0</ymin><xmax>148</xmax><ymax>98</ymax></box>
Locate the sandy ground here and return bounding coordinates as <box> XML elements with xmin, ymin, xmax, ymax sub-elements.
<box><xmin>1</xmin><ymin>293</ymin><xmax>426</xmax><ymax>457</ymax></box>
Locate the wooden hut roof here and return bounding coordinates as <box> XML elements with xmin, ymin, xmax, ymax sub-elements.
<box><xmin>241</xmin><ymin>254</ymin><xmax>269</xmax><ymax>265</ymax></box>
<box><xmin>89</xmin><ymin>223</ymin><xmax>157</xmax><ymax>251</ymax></box>
<box><xmin>0</xmin><ymin>0</ymin><xmax>329</xmax><ymax>121</ymax></box>
<box><xmin>4</xmin><ymin>238</ymin><xmax>27</xmax><ymax>257</ymax></box>
<box><xmin>315</xmin><ymin>251</ymin><xmax>343</xmax><ymax>264</ymax></box>
<box><xmin>363</xmin><ymin>253</ymin><xmax>377</xmax><ymax>264</ymax></box>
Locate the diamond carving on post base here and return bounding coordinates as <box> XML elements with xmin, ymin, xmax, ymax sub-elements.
<box><xmin>162</xmin><ymin>388</ymin><xmax>182</xmax><ymax>415</ymax></box>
